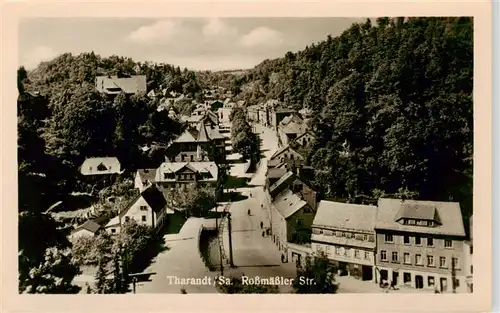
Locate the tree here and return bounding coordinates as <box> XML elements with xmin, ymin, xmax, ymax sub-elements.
<box><xmin>293</xmin><ymin>252</ymin><xmax>338</xmax><ymax>294</ymax></box>
<box><xmin>165</xmin><ymin>184</ymin><xmax>217</xmax><ymax>218</ymax></box>
<box><xmin>20</xmin><ymin>246</ymin><xmax>81</xmax><ymax>294</ymax></box>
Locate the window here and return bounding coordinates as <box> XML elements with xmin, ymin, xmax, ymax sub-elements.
<box><xmin>297</xmin><ymin>219</ymin><xmax>303</xmax><ymax>227</ymax></box>
<box><xmin>346</xmin><ymin>232</ymin><xmax>352</xmax><ymax>239</ymax></box>
<box><xmin>408</xmin><ymin>219</ymin><xmax>416</xmax><ymax>225</ymax></box>
<box><xmin>111</xmin><ymin>229</ymin><xmax>116</xmax><ymax>234</ymax></box>
<box><xmin>335</xmin><ymin>246</ymin><xmax>341</xmax><ymax>255</ymax></box>
<box><xmin>384</xmin><ymin>234</ymin><xmax>394</xmax><ymax>243</ymax></box>
<box><xmin>454</xmin><ymin>279</ymin><xmax>460</xmax><ymax>288</ymax></box>
<box><xmin>440</xmin><ymin>256</ymin><xmax>447</xmax><ymax>268</ymax></box>
<box><xmin>139</xmin><ymin>205</ymin><xmax>148</xmax><ymax>211</ymax></box>
<box><xmin>142</xmin><ymin>215</ymin><xmax>147</xmax><ymax>222</ymax></box>
<box><xmin>470</xmin><ymin>265</ymin><xmax>473</xmax><ymax>274</ymax></box>
<box><xmin>381</xmin><ymin>250</ymin><xmax>387</xmax><ymax>261</ymax></box>
<box><xmin>181</xmin><ymin>155</ymin><xmax>185</xmax><ymax>161</ymax></box>
<box><xmin>363</xmin><ymin>234</ymin><xmax>368</xmax><ymax>241</ymax></box>
<box><xmin>368</xmin><ymin>235</ymin><xmax>375</xmax><ymax>242</ymax></box>
<box><xmin>341</xmin><ymin>232</ymin><xmax>346</xmax><ymax>237</ymax></box>
<box><xmin>445</xmin><ymin>240</ymin><xmax>453</xmax><ymax>248</ymax></box>
<box><xmin>354</xmin><ymin>250</ymin><xmax>360</xmax><ymax>259</ymax></box>
<box><xmin>470</xmin><ymin>246</ymin><xmax>473</xmax><ymax>254</ymax></box>
<box><xmin>415</xmin><ymin>236</ymin><xmax>422</xmax><ymax>245</ymax></box>
<box><xmin>427</xmin><ymin>255</ymin><xmax>435</xmax><ymax>267</ymax></box>
<box><xmin>415</xmin><ymin>254</ymin><xmax>423</xmax><ymax>265</ymax></box>
<box><xmin>404</xmin><ymin>235</ymin><xmax>410</xmax><ymax>244</ymax></box>
<box><xmin>428</xmin><ymin>276</ymin><xmax>435</xmax><ymax>287</ymax></box>
<box><xmin>452</xmin><ymin>257</ymin><xmax>459</xmax><ymax>269</ymax></box>
<box><xmin>125</xmin><ymin>216</ymin><xmax>130</xmax><ymax>222</ymax></box>
<box><xmin>392</xmin><ymin>251</ymin><xmax>399</xmax><ymax>262</ymax></box>
<box><xmin>427</xmin><ymin>221</ymin><xmax>434</xmax><ymax>227</ymax></box>
<box><xmin>417</xmin><ymin>220</ymin><xmax>427</xmax><ymax>226</ymax></box>
<box><xmin>404</xmin><ymin>253</ymin><xmax>411</xmax><ymax>264</ymax></box>
<box><xmin>190</xmin><ymin>155</ymin><xmax>194</xmax><ymax>162</ymax></box>
<box><xmin>364</xmin><ymin>251</ymin><xmax>370</xmax><ymax>260</ymax></box>
<box><xmin>335</xmin><ymin>231</ymin><xmax>342</xmax><ymax>237</ymax></box>
<box><xmin>427</xmin><ymin>238</ymin><xmax>434</xmax><ymax>247</ymax></box>
<box><xmin>312</xmin><ymin>228</ymin><xmax>320</xmax><ymax>235</ymax></box>
<box><xmin>403</xmin><ymin>273</ymin><xmax>411</xmax><ymax>284</ymax></box>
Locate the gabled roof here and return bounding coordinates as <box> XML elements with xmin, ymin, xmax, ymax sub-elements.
<box><xmin>141</xmin><ymin>184</ymin><xmax>168</xmax><ymax>213</ymax></box>
<box><xmin>312</xmin><ymin>201</ymin><xmax>377</xmax><ymax>232</ymax></box>
<box><xmin>269</xmin><ymin>171</ymin><xmax>296</xmax><ymax>198</ymax></box>
<box><xmin>174</xmin><ymin>129</ymin><xmax>198</xmax><ymax>143</ymax></box>
<box><xmin>279</xmin><ymin>114</ymin><xmax>303</xmax><ymax>127</ymax></box>
<box><xmin>136</xmin><ymin>168</ymin><xmax>157</xmax><ymax>184</ymax></box>
<box><xmin>266</xmin><ymin>167</ymin><xmax>287</xmax><ymax>179</ymax></box>
<box><xmin>204</xmin><ymin>111</ymin><xmax>218</xmax><ymax>125</ymax></box>
<box><xmin>295</xmin><ymin>131</ymin><xmax>316</xmax><ymax>142</ymax></box>
<box><xmin>72</xmin><ymin>219</ymin><xmax>102</xmax><ymax>234</ymax></box>
<box><xmin>115</xmin><ymin>184</ymin><xmax>167</xmax><ymax>220</ymax></box>
<box><xmin>196</xmin><ymin>122</ymin><xmax>209</xmax><ymax>142</ymax></box>
<box><xmin>95</xmin><ymin>75</ymin><xmax>147</xmax><ymax>95</ymax></box>
<box><xmin>156</xmin><ymin>161</ymin><xmax>218</xmax><ymax>181</ymax></box>
<box><xmin>270</xmin><ymin>145</ymin><xmax>303</xmax><ymax>161</ymax></box>
<box><xmin>375</xmin><ymin>198</ymin><xmax>466</xmax><ymax>237</ymax></box>
<box><xmin>280</xmin><ymin>119</ymin><xmax>307</xmax><ymax>135</ymax></box>
<box><xmin>272</xmin><ymin>189</ymin><xmax>307</xmax><ymax>219</ymax></box>
<box><xmin>80</xmin><ymin>157</ymin><xmax>122</xmax><ymax>176</ymax></box>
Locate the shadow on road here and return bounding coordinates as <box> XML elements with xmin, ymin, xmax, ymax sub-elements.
<box><xmin>219</xmin><ymin>191</ymin><xmax>249</xmax><ymax>202</ymax></box>
<box><xmin>224</xmin><ymin>176</ymin><xmax>250</xmax><ymax>188</ymax></box>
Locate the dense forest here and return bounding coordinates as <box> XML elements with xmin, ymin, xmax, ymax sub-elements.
<box><xmin>17</xmin><ymin>16</ymin><xmax>473</xmax><ymax>292</ymax></box>
<box><xmin>235</xmin><ymin>17</ymin><xmax>473</xmax><ymax>226</ymax></box>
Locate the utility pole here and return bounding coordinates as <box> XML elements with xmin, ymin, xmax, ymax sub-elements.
<box><xmin>218</xmin><ymin>234</ymin><xmax>224</xmax><ymax>276</ymax></box>
<box><xmin>227</xmin><ymin>212</ymin><xmax>234</xmax><ymax>267</ymax></box>
<box><xmin>451</xmin><ymin>257</ymin><xmax>457</xmax><ymax>293</ymax></box>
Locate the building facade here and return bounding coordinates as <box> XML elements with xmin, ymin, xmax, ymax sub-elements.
<box><xmin>311</xmin><ymin>201</ymin><xmax>378</xmax><ymax>281</ymax></box>
<box><xmin>268</xmin><ymin>145</ymin><xmax>305</xmax><ymax>172</ymax></box>
<box><xmin>270</xmin><ymin>189</ymin><xmax>315</xmax><ymax>263</ymax></box>
<box><xmin>105</xmin><ymin>184</ymin><xmax>170</xmax><ymax>234</ymax></box>
<box><xmin>374</xmin><ymin>198</ymin><xmax>467</xmax><ymax>293</ymax></box>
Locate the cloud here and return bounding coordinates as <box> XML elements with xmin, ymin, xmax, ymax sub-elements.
<box><xmin>202</xmin><ymin>18</ymin><xmax>237</xmax><ymax>38</ymax></box>
<box><xmin>125</xmin><ymin>19</ymin><xmax>186</xmax><ymax>44</ymax></box>
<box><xmin>21</xmin><ymin>45</ymin><xmax>59</xmax><ymax>69</ymax></box>
<box><xmin>240</xmin><ymin>27</ymin><xmax>285</xmax><ymax>48</ymax></box>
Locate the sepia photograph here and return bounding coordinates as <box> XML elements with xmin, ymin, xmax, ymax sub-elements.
<box><xmin>16</xmin><ymin>15</ymin><xmax>476</xmax><ymax>297</ymax></box>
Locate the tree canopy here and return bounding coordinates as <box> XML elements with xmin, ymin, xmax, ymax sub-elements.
<box><xmin>232</xmin><ymin>17</ymin><xmax>473</xmax><ymax>224</ymax></box>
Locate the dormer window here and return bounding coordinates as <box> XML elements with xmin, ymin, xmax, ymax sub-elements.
<box><xmin>395</xmin><ymin>204</ymin><xmax>441</xmax><ymax>228</ymax></box>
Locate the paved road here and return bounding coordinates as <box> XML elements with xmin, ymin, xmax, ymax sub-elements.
<box><xmin>135</xmin><ymin>218</ymin><xmax>218</xmax><ymax>294</ymax></box>
<box><xmin>221</xmin><ymin>123</ymin><xmax>296</xmax><ymax>293</ymax></box>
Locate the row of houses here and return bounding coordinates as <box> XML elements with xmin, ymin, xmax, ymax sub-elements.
<box><xmin>310</xmin><ymin>199</ymin><xmax>473</xmax><ymax>293</ymax></box>
<box><xmin>263</xmin><ymin>151</ymin><xmax>473</xmax><ymax>293</ymax></box>
<box><xmin>72</xmin><ymin>94</ymin><xmax>229</xmax><ymax>241</ymax></box>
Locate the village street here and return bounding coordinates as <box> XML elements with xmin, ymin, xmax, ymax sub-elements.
<box><xmin>220</xmin><ymin>123</ymin><xmax>296</xmax><ymax>293</ymax></box>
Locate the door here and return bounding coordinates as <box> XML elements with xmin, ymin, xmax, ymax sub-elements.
<box><xmin>440</xmin><ymin>278</ymin><xmax>448</xmax><ymax>292</ymax></box>
<box><xmin>415</xmin><ymin>275</ymin><xmax>424</xmax><ymax>289</ymax></box>
<box><xmin>380</xmin><ymin>269</ymin><xmax>388</xmax><ymax>281</ymax></box>
<box><xmin>392</xmin><ymin>271</ymin><xmax>399</xmax><ymax>285</ymax></box>
<box><xmin>362</xmin><ymin>266</ymin><xmax>373</xmax><ymax>281</ymax></box>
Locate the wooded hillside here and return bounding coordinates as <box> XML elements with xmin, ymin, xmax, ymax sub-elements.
<box><xmin>235</xmin><ymin>17</ymin><xmax>473</xmax><ymax>222</ymax></box>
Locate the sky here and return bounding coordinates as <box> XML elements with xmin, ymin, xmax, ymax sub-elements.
<box><xmin>19</xmin><ymin>17</ymin><xmax>365</xmax><ymax>71</ymax></box>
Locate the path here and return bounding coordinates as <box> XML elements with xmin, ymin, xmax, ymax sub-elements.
<box><xmin>135</xmin><ymin>218</ymin><xmax>218</xmax><ymax>293</ymax></box>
